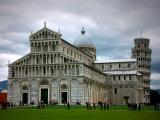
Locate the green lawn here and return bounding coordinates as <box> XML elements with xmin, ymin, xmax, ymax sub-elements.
<box><xmin>0</xmin><ymin>105</ymin><xmax>159</xmax><ymax>120</ymax></box>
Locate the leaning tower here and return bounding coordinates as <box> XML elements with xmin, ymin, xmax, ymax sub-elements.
<box><xmin>132</xmin><ymin>38</ymin><xmax>152</xmax><ymax>103</ymax></box>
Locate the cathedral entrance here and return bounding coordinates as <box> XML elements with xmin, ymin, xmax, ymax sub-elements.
<box><xmin>61</xmin><ymin>92</ymin><xmax>67</xmax><ymax>104</ymax></box>
<box><xmin>124</xmin><ymin>96</ymin><xmax>129</xmax><ymax>104</ymax></box>
<box><xmin>22</xmin><ymin>93</ymin><xmax>28</xmax><ymax>105</ymax></box>
<box><xmin>41</xmin><ymin>88</ymin><xmax>48</xmax><ymax>104</ymax></box>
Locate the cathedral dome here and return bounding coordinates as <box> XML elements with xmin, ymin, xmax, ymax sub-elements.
<box><xmin>74</xmin><ymin>27</ymin><xmax>95</xmax><ymax>48</ymax></box>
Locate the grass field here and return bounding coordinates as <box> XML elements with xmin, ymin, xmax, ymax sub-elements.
<box><xmin>0</xmin><ymin>105</ymin><xmax>159</xmax><ymax>120</ymax></box>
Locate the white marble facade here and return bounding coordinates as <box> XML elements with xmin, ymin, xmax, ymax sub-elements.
<box><xmin>8</xmin><ymin>25</ymin><xmax>148</xmax><ymax>105</ymax></box>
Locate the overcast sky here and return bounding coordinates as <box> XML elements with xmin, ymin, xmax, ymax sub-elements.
<box><xmin>0</xmin><ymin>0</ymin><xmax>160</xmax><ymax>89</ymax></box>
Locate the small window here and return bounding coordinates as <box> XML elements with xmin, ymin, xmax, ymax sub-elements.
<box><xmin>26</xmin><ymin>69</ymin><xmax>28</xmax><ymax>75</ymax></box>
<box><xmin>43</xmin><ymin>67</ymin><xmax>46</xmax><ymax>74</ymax></box>
<box><xmin>129</xmin><ymin>75</ymin><xmax>132</xmax><ymax>80</ymax></box>
<box><xmin>119</xmin><ymin>64</ymin><xmax>121</xmax><ymax>68</ymax></box>
<box><xmin>113</xmin><ymin>76</ymin><xmax>115</xmax><ymax>80</ymax></box>
<box><xmin>119</xmin><ymin>76</ymin><xmax>121</xmax><ymax>80</ymax></box>
<box><xmin>110</xmin><ymin>65</ymin><xmax>112</xmax><ymax>69</ymax></box>
<box><xmin>144</xmin><ymin>44</ymin><xmax>147</xmax><ymax>48</ymax></box>
<box><xmin>128</xmin><ymin>64</ymin><xmax>130</xmax><ymax>68</ymax></box>
<box><xmin>51</xmin><ymin>67</ymin><xmax>54</xmax><ymax>74</ymax></box>
<box><xmin>102</xmin><ymin>65</ymin><xmax>104</xmax><ymax>70</ymax></box>
<box><xmin>12</xmin><ymin>71</ymin><xmax>15</xmax><ymax>77</ymax></box>
<box><xmin>71</xmin><ymin>51</ymin><xmax>73</xmax><ymax>56</ymax></box>
<box><xmin>114</xmin><ymin>88</ymin><xmax>117</xmax><ymax>95</ymax></box>
<box><xmin>65</xmin><ymin>67</ymin><xmax>67</xmax><ymax>74</ymax></box>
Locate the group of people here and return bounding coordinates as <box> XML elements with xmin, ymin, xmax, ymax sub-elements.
<box><xmin>127</xmin><ymin>103</ymin><xmax>141</xmax><ymax>111</ymax></box>
<box><xmin>65</xmin><ymin>101</ymin><xmax>111</xmax><ymax>110</ymax></box>
<box><xmin>0</xmin><ymin>102</ymin><xmax>13</xmax><ymax>109</ymax></box>
<box><xmin>154</xmin><ymin>103</ymin><xmax>160</xmax><ymax>111</ymax></box>
<box><xmin>86</xmin><ymin>101</ymin><xmax>110</xmax><ymax>110</ymax></box>
<box><xmin>1</xmin><ymin>101</ymin><xmax>160</xmax><ymax>112</ymax></box>
<box><xmin>37</xmin><ymin>101</ymin><xmax>45</xmax><ymax>109</ymax></box>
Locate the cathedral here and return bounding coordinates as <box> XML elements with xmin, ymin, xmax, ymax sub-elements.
<box><xmin>7</xmin><ymin>24</ymin><xmax>152</xmax><ymax>105</ymax></box>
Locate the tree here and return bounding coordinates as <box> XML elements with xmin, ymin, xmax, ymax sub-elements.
<box><xmin>150</xmin><ymin>90</ymin><xmax>160</xmax><ymax>105</ymax></box>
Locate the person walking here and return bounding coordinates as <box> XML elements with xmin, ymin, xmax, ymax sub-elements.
<box><xmin>86</xmin><ymin>102</ymin><xmax>89</xmax><ymax>110</ymax></box>
<box><xmin>37</xmin><ymin>101</ymin><xmax>40</xmax><ymax>109</ymax></box>
<box><xmin>100</xmin><ymin>102</ymin><xmax>103</xmax><ymax>110</ymax></box>
<box><xmin>67</xmin><ymin>102</ymin><xmax>70</xmax><ymax>110</ymax></box>
<box><xmin>104</xmin><ymin>103</ymin><xmax>106</xmax><ymax>110</ymax></box>
<box><xmin>93</xmin><ymin>103</ymin><xmax>96</xmax><ymax>109</ymax></box>
<box><xmin>138</xmin><ymin>103</ymin><xmax>141</xmax><ymax>111</ymax></box>
<box><xmin>89</xmin><ymin>102</ymin><xmax>92</xmax><ymax>110</ymax></box>
<box><xmin>107</xmin><ymin>103</ymin><xmax>109</xmax><ymax>110</ymax></box>
<box><xmin>154</xmin><ymin>104</ymin><xmax>157</xmax><ymax>112</ymax></box>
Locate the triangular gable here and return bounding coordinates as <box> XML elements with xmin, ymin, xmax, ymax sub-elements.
<box><xmin>10</xmin><ymin>53</ymin><xmax>30</xmax><ymax>65</ymax></box>
<box><xmin>30</xmin><ymin>26</ymin><xmax>61</xmax><ymax>40</ymax></box>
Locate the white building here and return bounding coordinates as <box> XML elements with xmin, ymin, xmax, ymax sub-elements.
<box><xmin>8</xmin><ymin>24</ymin><xmax>150</xmax><ymax>105</ymax></box>
<box><xmin>95</xmin><ymin>59</ymin><xmax>144</xmax><ymax>104</ymax></box>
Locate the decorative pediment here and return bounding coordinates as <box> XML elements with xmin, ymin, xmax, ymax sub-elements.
<box><xmin>10</xmin><ymin>54</ymin><xmax>31</xmax><ymax>66</ymax></box>
<box><xmin>30</xmin><ymin>26</ymin><xmax>61</xmax><ymax>40</ymax></box>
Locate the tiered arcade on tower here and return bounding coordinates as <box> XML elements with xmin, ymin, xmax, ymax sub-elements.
<box><xmin>132</xmin><ymin>38</ymin><xmax>152</xmax><ymax>103</ymax></box>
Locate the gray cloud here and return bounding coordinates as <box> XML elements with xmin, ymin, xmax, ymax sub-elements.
<box><xmin>151</xmin><ymin>80</ymin><xmax>160</xmax><ymax>90</ymax></box>
<box><xmin>152</xmin><ymin>62</ymin><xmax>160</xmax><ymax>73</ymax></box>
